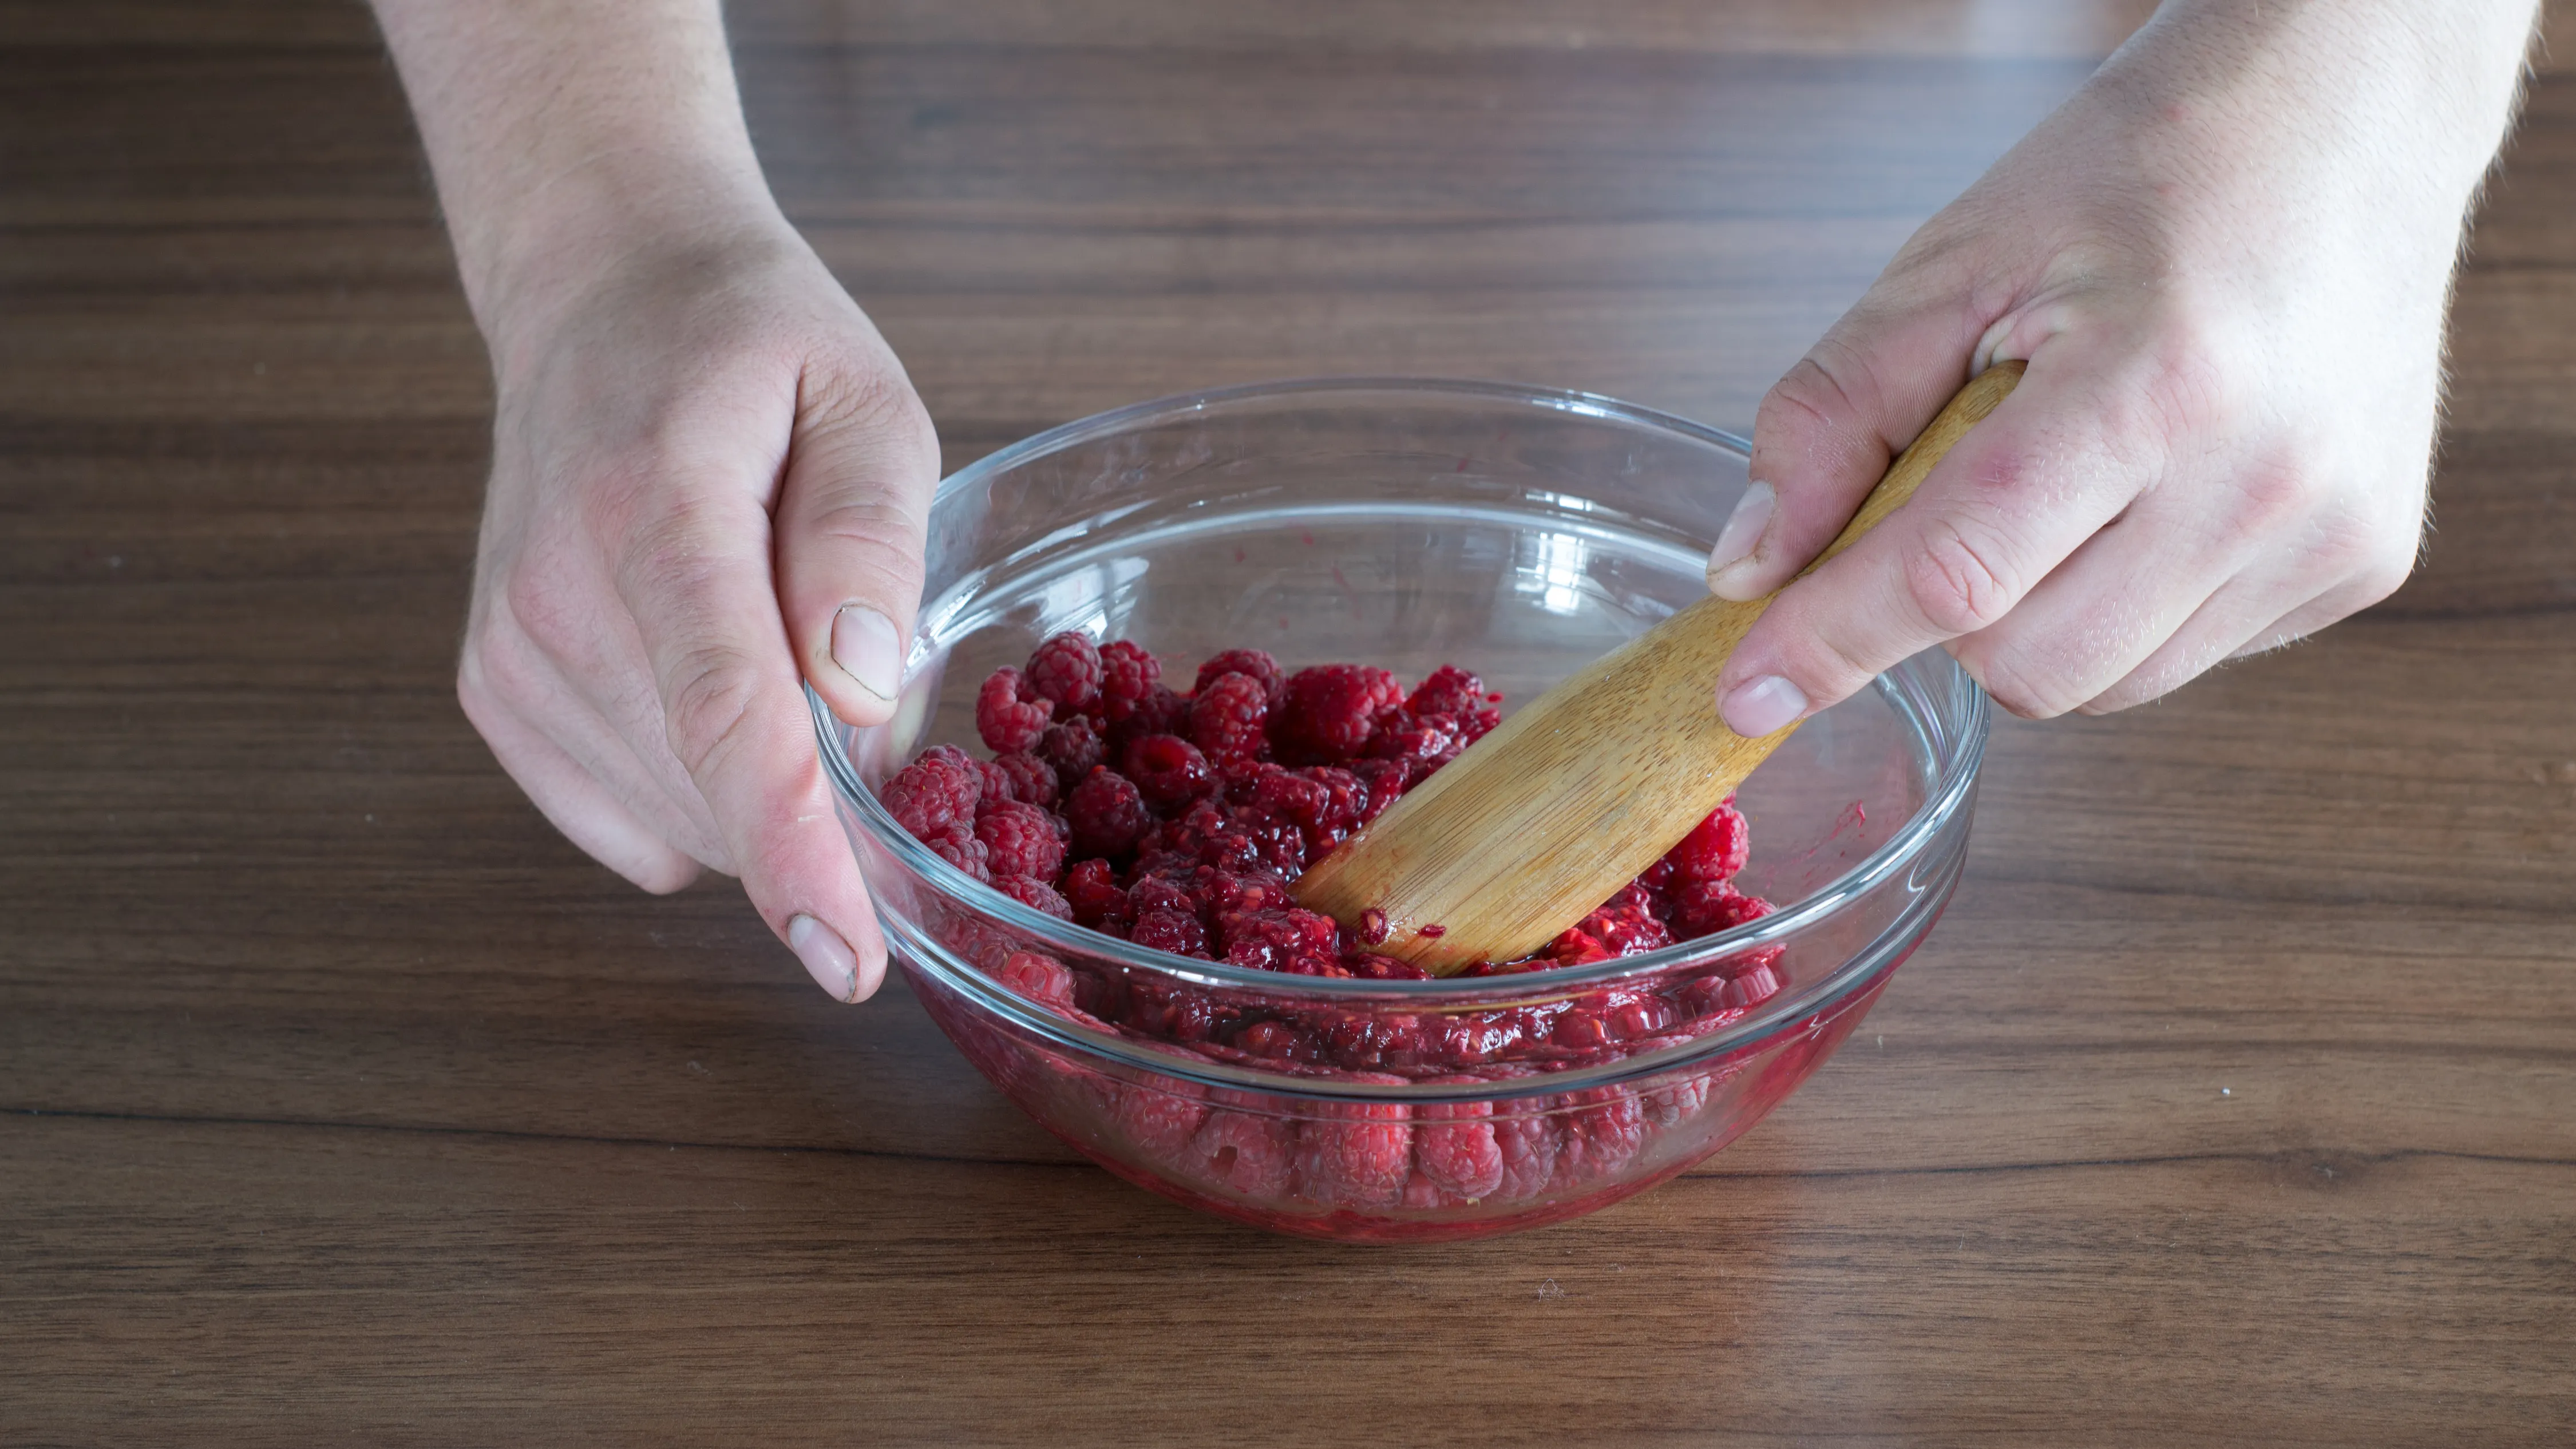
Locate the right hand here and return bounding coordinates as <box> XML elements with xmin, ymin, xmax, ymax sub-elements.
<box><xmin>457</xmin><ymin>216</ymin><xmax>939</xmax><ymax>1003</ymax></box>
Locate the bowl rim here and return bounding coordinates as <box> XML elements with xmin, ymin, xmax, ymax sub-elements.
<box><xmin>809</xmin><ymin>373</ymin><xmax>1987</xmax><ymax>1008</ymax></box>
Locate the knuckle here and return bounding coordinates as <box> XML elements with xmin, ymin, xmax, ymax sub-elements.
<box><xmin>2227</xmin><ymin>450</ymin><xmax>2333</xmax><ymax>535</ymax></box>
<box><xmin>1754</xmin><ymin>345</ymin><xmax>1892</xmax><ymax>480</ymax></box>
<box><xmin>1903</xmin><ymin>513</ymin><xmax>2022</xmax><ymax>637</ymax></box>
<box><xmin>613</xmin><ymin>488</ymin><xmax>738</xmax><ymax>609</ymax></box>
<box><xmin>1970</xmin><ymin>646</ymin><xmax>2073</xmax><ymax>721</ymax></box>
<box><xmin>1759</xmin><ymin>358</ymin><xmax>1853</xmax><ymax>442</ymax></box>
<box><xmin>2135</xmin><ymin>299</ymin><xmax>2242</xmax><ymax>431</ymax></box>
<box><xmin>802</xmin><ymin>490</ymin><xmax>928</xmax><ymax>560</ymax></box>
<box><xmin>2344</xmin><ymin>516</ymin><xmax>2423</xmax><ymax>604</ymax></box>
<box><xmin>461</xmin><ymin>610</ymin><xmax>555</xmax><ymax>712</ymax></box>
<box><xmin>660</xmin><ymin>646</ymin><xmax>768</xmax><ymax>783</ymax></box>
<box><xmin>1795</xmin><ymin>629</ymin><xmax>1883</xmax><ymax>701</ymax></box>
<box><xmin>567</xmin><ymin>450</ymin><xmax>665</xmax><ymax>557</ymax></box>
<box><xmin>809</xmin><ymin>367</ymin><xmax>938</xmax><ymax>464</ymax></box>
<box><xmin>496</xmin><ymin>552</ymin><xmax>585</xmax><ymax>655</ymax></box>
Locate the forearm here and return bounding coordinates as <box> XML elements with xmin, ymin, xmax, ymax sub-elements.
<box><xmin>369</xmin><ymin>0</ymin><xmax>780</xmax><ymax>351</ymax></box>
<box><xmin>2103</xmin><ymin>0</ymin><xmax>2539</xmax><ymax>246</ymax></box>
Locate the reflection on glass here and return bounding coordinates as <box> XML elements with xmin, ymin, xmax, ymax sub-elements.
<box><xmin>1517</xmin><ymin>530</ymin><xmax>1590</xmax><ymax>616</ymax></box>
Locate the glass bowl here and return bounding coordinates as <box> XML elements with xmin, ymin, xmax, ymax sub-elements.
<box><xmin>811</xmin><ymin>378</ymin><xmax>1987</xmax><ymax>1242</ymax></box>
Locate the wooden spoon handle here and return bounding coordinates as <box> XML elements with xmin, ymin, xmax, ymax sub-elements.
<box><xmin>1292</xmin><ymin>362</ymin><xmax>2024</xmax><ymax>974</ymax></box>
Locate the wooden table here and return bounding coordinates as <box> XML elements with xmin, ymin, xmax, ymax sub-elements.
<box><xmin>6</xmin><ymin>3</ymin><xmax>2572</xmax><ymax>1442</ymax></box>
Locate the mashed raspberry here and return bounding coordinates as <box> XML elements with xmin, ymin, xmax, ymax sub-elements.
<box><xmin>878</xmin><ymin>632</ymin><xmax>1786</xmax><ymax>1078</ymax></box>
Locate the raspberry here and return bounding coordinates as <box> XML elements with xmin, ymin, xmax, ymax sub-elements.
<box><xmin>1231</xmin><ymin>1019</ymin><xmax>1316</xmax><ymax>1061</ymax></box>
<box><xmin>1551</xmin><ymin>989</ymin><xmax>1673</xmax><ymax>1048</ymax></box>
<box><xmin>992</xmin><ymin>951</ymin><xmax>1076</xmax><ymax>1011</ymax></box>
<box><xmin>1404</xmin><ymin>664</ymin><xmax>1485</xmax><ymax>718</ymax></box>
<box><xmin>1036</xmin><ymin>716</ymin><xmax>1106</xmax><ymax>782</ymax></box>
<box><xmin>1129</xmin><ymin>907</ymin><xmax>1210</xmax><ymax>959</ymax></box>
<box><xmin>1293</xmin><ymin>1075</ymin><xmax>1411</xmax><ymax>1209</ymax></box>
<box><xmin>1126</xmin><ymin>872</ymin><xmax>1200</xmax><ymax>921</ymax></box>
<box><xmin>1024</xmin><ymin>631</ymin><xmax>1102</xmax><ymax>712</ymax></box>
<box><xmin>1126</xmin><ymin>976</ymin><xmax>1233</xmax><ymax>1043</ymax></box>
<box><xmin>1551</xmin><ymin>1086</ymin><xmax>1646</xmax><ymax>1188</ymax></box>
<box><xmin>1110</xmin><ymin>1082</ymin><xmax>1210</xmax><ymax>1159</ymax></box>
<box><xmin>1271</xmin><ymin>664</ymin><xmax>1404</xmax><ymax>765</ymax></box>
<box><xmin>1110</xmin><ymin>684</ymin><xmax>1191</xmax><ymax>749</ymax></box>
<box><xmin>1366</xmin><ymin>710</ymin><xmax>1469</xmax><ymax>774</ymax></box>
<box><xmin>974</xmin><ymin>666</ymin><xmax>1054</xmax><ymax>753</ymax></box>
<box><xmin>1402</xmin><ymin>1173</ymin><xmax>1446</xmax><ymax>1210</ymax></box>
<box><xmin>1194</xmin><ymin>648</ymin><xmax>1285</xmax><ymax>703</ymax></box>
<box><xmin>1097</xmin><ymin>640</ymin><xmax>1164</xmax><ymax>724</ymax></box>
<box><xmin>1639</xmin><ymin>1055</ymin><xmax>1722</xmax><ymax>1126</ymax></box>
<box><xmin>1413</xmin><ymin>1076</ymin><xmax>1503</xmax><ymax>1203</ymax></box>
<box><xmin>1189</xmin><ymin>1108</ymin><xmax>1296</xmax><ymax>1199</ymax></box>
<box><xmin>1060</xmin><ymin>857</ymin><xmax>1131</xmax><ymax>929</ymax></box>
<box><xmin>1312</xmin><ymin>1009</ymin><xmax>1425</xmax><ymax>1068</ymax></box>
<box><xmin>1548</xmin><ymin>929</ymin><xmax>1616</xmax><ymax>967</ymax></box>
<box><xmin>1347</xmin><ymin>758</ymin><xmax>1411</xmax><ymax>820</ymax></box>
<box><xmin>970</xmin><ymin>756</ymin><xmax>1016</xmax><ymax>807</ymax></box>
<box><xmin>1549</xmin><ymin>900</ymin><xmax>1671</xmax><ymax>965</ymax></box>
<box><xmin>1600</xmin><ymin>989</ymin><xmax>1675</xmax><ymax>1039</ymax></box>
<box><xmin>1198</xmin><ymin>866</ymin><xmax>1296</xmax><ymax>921</ymax></box>
<box><xmin>1121</xmin><ymin>733</ymin><xmax>1217</xmax><ymax>811</ymax></box>
<box><xmin>1251</xmin><ymin>765</ymin><xmax>1369</xmax><ymax>853</ymax></box>
<box><xmin>994</xmin><ymin>873</ymin><xmax>1073</xmax><ymax>919</ymax></box>
<box><xmin>1664</xmin><ymin>803</ymin><xmax>1749</xmax><ymax>885</ymax></box>
<box><xmin>920</xmin><ymin>820</ymin><xmax>990</xmax><ymax>881</ymax></box>
<box><xmin>976</xmin><ymin>799</ymin><xmax>1067</xmax><ymax>881</ymax></box>
<box><xmin>1720</xmin><ymin>960</ymin><xmax>1784</xmax><ymax>1009</ymax></box>
<box><xmin>1145</xmin><ymin>797</ymin><xmax>1303</xmax><ymax>876</ymax></box>
<box><xmin>1188</xmin><ymin>671</ymin><xmax>1271</xmax><ymax>765</ymax></box>
<box><xmin>991</xmin><ymin>750</ymin><xmax>1059</xmax><ymax>809</ymax></box>
<box><xmin>1489</xmin><ymin>1106</ymin><xmax>1562</xmax><ymax>1203</ymax></box>
<box><xmin>1217</xmin><ymin>908</ymin><xmax>1342</xmax><ymax>974</ymax></box>
<box><xmin>1669</xmin><ymin>880</ymin><xmax>1773</xmax><ymax>939</ymax></box>
<box><xmin>880</xmin><ymin>743</ymin><xmax>981</xmax><ymax>836</ymax></box>
<box><xmin>1064</xmin><ymin>767</ymin><xmax>1152</xmax><ymax>860</ymax></box>
<box><xmin>1347</xmin><ymin>954</ymin><xmax>1430</xmax><ymax>980</ymax></box>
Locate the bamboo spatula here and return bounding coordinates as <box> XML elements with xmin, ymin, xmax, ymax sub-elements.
<box><xmin>1291</xmin><ymin>362</ymin><xmax>2023</xmax><ymax>974</ymax></box>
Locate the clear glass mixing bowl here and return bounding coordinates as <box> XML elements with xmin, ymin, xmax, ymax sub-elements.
<box><xmin>812</xmin><ymin>378</ymin><xmax>1986</xmax><ymax>1241</ymax></box>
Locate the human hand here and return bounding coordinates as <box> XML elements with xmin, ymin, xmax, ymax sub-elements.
<box><xmin>457</xmin><ymin>218</ymin><xmax>937</xmax><ymax>1003</ymax></box>
<box><xmin>1706</xmin><ymin>0</ymin><xmax>2538</xmax><ymax>735</ymax></box>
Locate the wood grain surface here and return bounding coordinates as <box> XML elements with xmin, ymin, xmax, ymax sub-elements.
<box><xmin>3</xmin><ymin>2</ymin><xmax>2571</xmax><ymax>1444</ymax></box>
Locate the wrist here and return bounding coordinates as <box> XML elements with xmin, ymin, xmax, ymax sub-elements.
<box><xmin>458</xmin><ymin>150</ymin><xmax>794</xmax><ymax>378</ymax></box>
<box><xmin>2106</xmin><ymin>0</ymin><xmax>2537</xmax><ymax>208</ymax></box>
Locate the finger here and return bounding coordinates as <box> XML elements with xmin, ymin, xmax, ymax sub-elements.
<box><xmin>612</xmin><ymin>446</ymin><xmax>891</xmax><ymax>1005</ymax></box>
<box><xmin>457</xmin><ymin>651</ymin><xmax>705</xmax><ymax>894</ymax></box>
<box><xmin>2080</xmin><ymin>559</ymin><xmax>2407</xmax><ymax>714</ymax></box>
<box><xmin>1710</xmin><ymin>295</ymin><xmax>1989</xmax><ymax>601</ymax></box>
<box><xmin>490</xmin><ymin>560</ymin><xmax>739</xmax><ymax>869</ymax></box>
<box><xmin>2081</xmin><ymin>501</ymin><xmax>2421</xmax><ymax>712</ymax></box>
<box><xmin>473</xmin><ymin>604</ymin><xmax>738</xmax><ymax>872</ymax></box>
<box><xmin>1941</xmin><ymin>486</ymin><xmax>2249</xmax><ymax>719</ymax></box>
<box><xmin>1715</xmin><ymin>349</ymin><xmax>2149</xmax><ymax>734</ymax></box>
<box><xmin>775</xmin><ymin>366</ymin><xmax>940</xmax><ymax>729</ymax></box>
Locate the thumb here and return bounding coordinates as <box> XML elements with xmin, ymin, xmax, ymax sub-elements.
<box><xmin>1708</xmin><ymin>290</ymin><xmax>1989</xmax><ymax>603</ymax></box>
<box><xmin>777</xmin><ymin>365</ymin><xmax>941</xmax><ymax>729</ymax></box>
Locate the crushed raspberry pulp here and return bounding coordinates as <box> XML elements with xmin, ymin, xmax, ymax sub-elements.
<box><xmin>883</xmin><ymin>631</ymin><xmax>1810</xmax><ymax>1236</ymax></box>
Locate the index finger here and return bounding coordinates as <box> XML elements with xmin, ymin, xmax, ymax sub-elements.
<box><xmin>1713</xmin><ymin>347</ymin><xmax>2154</xmax><ymax>731</ymax></box>
<box><xmin>605</xmin><ymin>440</ymin><xmax>889</xmax><ymax>1002</ymax></box>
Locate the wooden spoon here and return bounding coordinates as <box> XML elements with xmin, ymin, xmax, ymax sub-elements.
<box><xmin>1292</xmin><ymin>362</ymin><xmax>2024</xmax><ymax>974</ymax></box>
